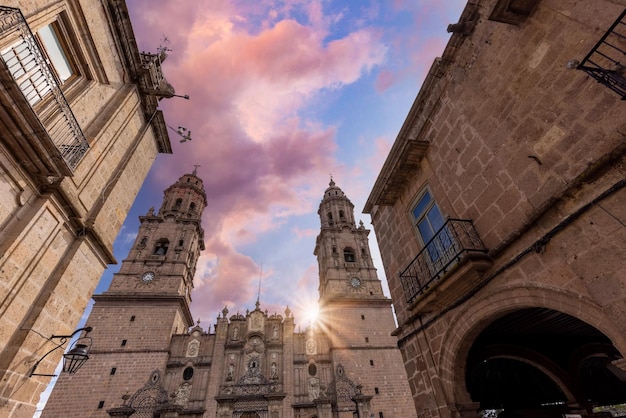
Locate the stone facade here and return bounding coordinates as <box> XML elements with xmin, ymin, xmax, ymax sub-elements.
<box><xmin>0</xmin><ymin>1</ymin><xmax>173</xmax><ymax>416</ymax></box>
<box><xmin>364</xmin><ymin>1</ymin><xmax>626</xmax><ymax>417</ymax></box>
<box><xmin>42</xmin><ymin>178</ymin><xmax>416</xmax><ymax>418</ymax></box>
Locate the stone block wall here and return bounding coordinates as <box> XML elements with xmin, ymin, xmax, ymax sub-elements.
<box><xmin>0</xmin><ymin>1</ymin><xmax>171</xmax><ymax>415</ymax></box>
<box><xmin>365</xmin><ymin>0</ymin><xmax>626</xmax><ymax>416</ymax></box>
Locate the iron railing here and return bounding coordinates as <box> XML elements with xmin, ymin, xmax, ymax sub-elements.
<box><xmin>0</xmin><ymin>6</ymin><xmax>89</xmax><ymax>170</ymax></box>
<box><xmin>400</xmin><ymin>218</ymin><xmax>487</xmax><ymax>304</ymax></box>
<box><xmin>577</xmin><ymin>9</ymin><xmax>626</xmax><ymax>100</ymax></box>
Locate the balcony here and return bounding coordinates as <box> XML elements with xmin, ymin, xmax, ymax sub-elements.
<box><xmin>400</xmin><ymin>219</ymin><xmax>491</xmax><ymax>310</ymax></box>
<box><xmin>0</xmin><ymin>6</ymin><xmax>89</xmax><ymax>171</ymax></box>
<box><xmin>577</xmin><ymin>9</ymin><xmax>626</xmax><ymax>100</ymax></box>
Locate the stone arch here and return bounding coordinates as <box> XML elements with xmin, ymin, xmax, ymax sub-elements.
<box><xmin>437</xmin><ymin>285</ymin><xmax>626</xmax><ymax>407</ymax></box>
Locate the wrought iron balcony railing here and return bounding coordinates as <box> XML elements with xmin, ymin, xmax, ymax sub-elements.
<box><xmin>577</xmin><ymin>9</ymin><xmax>626</xmax><ymax>100</ymax></box>
<box><xmin>399</xmin><ymin>219</ymin><xmax>488</xmax><ymax>304</ymax></box>
<box><xmin>0</xmin><ymin>6</ymin><xmax>89</xmax><ymax>170</ymax></box>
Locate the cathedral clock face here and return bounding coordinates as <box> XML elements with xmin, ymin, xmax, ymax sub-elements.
<box><xmin>350</xmin><ymin>277</ymin><xmax>361</xmax><ymax>288</ymax></box>
<box><xmin>141</xmin><ymin>271</ymin><xmax>155</xmax><ymax>283</ymax></box>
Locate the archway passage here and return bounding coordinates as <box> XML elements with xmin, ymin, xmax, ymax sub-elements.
<box><xmin>466</xmin><ymin>308</ymin><xmax>626</xmax><ymax>416</ymax></box>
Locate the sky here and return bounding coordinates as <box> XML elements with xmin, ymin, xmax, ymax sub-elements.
<box><xmin>35</xmin><ymin>0</ymin><xmax>467</xmax><ymax>414</ymax></box>
<box><xmin>100</xmin><ymin>0</ymin><xmax>468</xmax><ymax>326</ymax></box>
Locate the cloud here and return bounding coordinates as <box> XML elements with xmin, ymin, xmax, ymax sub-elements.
<box><xmin>120</xmin><ymin>0</ymin><xmax>464</xmax><ymax>325</ymax></box>
<box><xmin>123</xmin><ymin>1</ymin><xmax>389</xmax><ymax>319</ymax></box>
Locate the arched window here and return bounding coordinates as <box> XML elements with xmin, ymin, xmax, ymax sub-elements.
<box><xmin>327</xmin><ymin>212</ymin><xmax>333</xmax><ymax>224</ymax></box>
<box><xmin>339</xmin><ymin>210</ymin><xmax>345</xmax><ymax>219</ymax></box>
<box><xmin>343</xmin><ymin>248</ymin><xmax>355</xmax><ymax>262</ymax></box>
<box><xmin>174</xmin><ymin>198</ymin><xmax>182</xmax><ymax>210</ymax></box>
<box><xmin>189</xmin><ymin>202</ymin><xmax>196</xmax><ymax>213</ymax></box>
<box><xmin>154</xmin><ymin>239</ymin><xmax>169</xmax><ymax>255</ymax></box>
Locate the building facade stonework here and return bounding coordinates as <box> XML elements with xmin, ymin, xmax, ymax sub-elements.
<box><xmin>42</xmin><ymin>176</ymin><xmax>417</xmax><ymax>418</ymax></box>
<box><xmin>365</xmin><ymin>1</ymin><xmax>626</xmax><ymax>417</ymax></box>
<box><xmin>0</xmin><ymin>1</ymin><xmax>173</xmax><ymax>416</ymax></box>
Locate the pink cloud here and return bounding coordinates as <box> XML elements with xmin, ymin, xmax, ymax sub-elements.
<box><xmin>120</xmin><ymin>0</ymin><xmax>465</xmax><ymax>324</ymax></box>
<box><xmin>123</xmin><ymin>2</ymin><xmax>388</xmax><ymax>320</ymax></box>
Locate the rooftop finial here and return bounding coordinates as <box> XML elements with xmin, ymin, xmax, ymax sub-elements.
<box><xmin>192</xmin><ymin>164</ymin><xmax>200</xmax><ymax>175</ymax></box>
<box><xmin>329</xmin><ymin>173</ymin><xmax>335</xmax><ymax>187</ymax></box>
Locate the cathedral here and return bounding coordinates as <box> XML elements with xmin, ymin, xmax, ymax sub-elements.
<box><xmin>42</xmin><ymin>171</ymin><xmax>416</xmax><ymax>418</ymax></box>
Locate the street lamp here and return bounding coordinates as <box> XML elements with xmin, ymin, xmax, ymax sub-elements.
<box><xmin>28</xmin><ymin>326</ymin><xmax>93</xmax><ymax>377</ymax></box>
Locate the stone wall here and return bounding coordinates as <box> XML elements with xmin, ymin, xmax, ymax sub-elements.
<box><xmin>366</xmin><ymin>0</ymin><xmax>626</xmax><ymax>416</ymax></box>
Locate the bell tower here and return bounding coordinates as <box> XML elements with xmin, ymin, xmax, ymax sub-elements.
<box><xmin>105</xmin><ymin>169</ymin><xmax>207</xmax><ymax>304</ymax></box>
<box><xmin>41</xmin><ymin>171</ymin><xmax>207</xmax><ymax>416</ymax></box>
<box><xmin>314</xmin><ymin>180</ymin><xmax>410</xmax><ymax>417</ymax></box>
<box><xmin>314</xmin><ymin>179</ymin><xmax>384</xmax><ymax>302</ymax></box>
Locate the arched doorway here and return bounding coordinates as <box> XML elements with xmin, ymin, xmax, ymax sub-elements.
<box><xmin>466</xmin><ymin>308</ymin><xmax>626</xmax><ymax>417</ymax></box>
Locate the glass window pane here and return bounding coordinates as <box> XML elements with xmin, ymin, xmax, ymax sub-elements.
<box><xmin>426</xmin><ymin>204</ymin><xmax>445</xmax><ymax>232</ymax></box>
<box><xmin>418</xmin><ymin>219</ymin><xmax>434</xmax><ymax>243</ymax></box>
<box><xmin>412</xmin><ymin>191</ymin><xmax>432</xmax><ymax>220</ymax></box>
<box><xmin>38</xmin><ymin>24</ymin><xmax>73</xmax><ymax>82</ymax></box>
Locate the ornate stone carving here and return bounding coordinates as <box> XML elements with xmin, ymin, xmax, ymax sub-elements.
<box><xmin>186</xmin><ymin>339</ymin><xmax>199</xmax><ymax>357</ymax></box>
<box><xmin>174</xmin><ymin>382</ymin><xmax>191</xmax><ymax>406</ymax></box>
<box><xmin>306</xmin><ymin>338</ymin><xmax>317</xmax><ymax>355</ymax></box>
<box><xmin>308</xmin><ymin>376</ymin><xmax>320</xmax><ymax>401</ymax></box>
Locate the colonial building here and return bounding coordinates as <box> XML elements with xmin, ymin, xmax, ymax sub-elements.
<box><xmin>364</xmin><ymin>1</ymin><xmax>626</xmax><ymax>417</ymax></box>
<box><xmin>42</xmin><ymin>175</ymin><xmax>416</xmax><ymax>418</ymax></box>
<box><xmin>0</xmin><ymin>1</ymin><xmax>174</xmax><ymax>416</ymax></box>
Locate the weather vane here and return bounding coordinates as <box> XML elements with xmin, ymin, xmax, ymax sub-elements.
<box><xmin>166</xmin><ymin>125</ymin><xmax>192</xmax><ymax>143</ymax></box>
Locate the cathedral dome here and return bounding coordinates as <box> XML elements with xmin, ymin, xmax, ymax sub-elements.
<box><xmin>322</xmin><ymin>179</ymin><xmax>346</xmax><ymax>200</ymax></box>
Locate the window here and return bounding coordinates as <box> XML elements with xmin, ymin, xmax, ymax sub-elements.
<box><xmin>130</xmin><ymin>315</ymin><xmax>135</xmax><ymax>322</ymax></box>
<box><xmin>365</xmin><ymin>337</ymin><xmax>369</xmax><ymax>343</ymax></box>
<box><xmin>154</xmin><ymin>239</ymin><xmax>169</xmax><ymax>255</ymax></box>
<box><xmin>339</xmin><ymin>210</ymin><xmax>345</xmax><ymax>219</ymax></box>
<box><xmin>361</xmin><ymin>315</ymin><xmax>365</xmax><ymax>320</ymax></box>
<box><xmin>121</xmin><ymin>339</ymin><xmax>127</xmax><ymax>347</ymax></box>
<box><xmin>412</xmin><ymin>189</ymin><xmax>453</xmax><ymax>263</ymax></box>
<box><xmin>110</xmin><ymin>367</ymin><xmax>116</xmax><ymax>375</ymax></box>
<box><xmin>0</xmin><ymin>9</ymin><xmax>90</xmax><ymax>170</ymax></box>
<box><xmin>38</xmin><ymin>23</ymin><xmax>75</xmax><ymax>83</ymax></box>
<box><xmin>189</xmin><ymin>202</ymin><xmax>196</xmax><ymax>213</ymax></box>
<box><xmin>97</xmin><ymin>401</ymin><xmax>105</xmax><ymax>409</ymax></box>
<box><xmin>308</xmin><ymin>363</ymin><xmax>317</xmax><ymax>376</ymax></box>
<box><xmin>1</xmin><ymin>19</ymin><xmax>77</xmax><ymax>106</ymax></box>
<box><xmin>174</xmin><ymin>198</ymin><xmax>182</xmax><ymax>210</ymax></box>
<box><xmin>343</xmin><ymin>248</ymin><xmax>355</xmax><ymax>262</ymax></box>
<box><xmin>369</xmin><ymin>360</ymin><xmax>374</xmax><ymax>366</ymax></box>
<box><xmin>379</xmin><ymin>413</ymin><xmax>384</xmax><ymax>418</ymax></box>
<box><xmin>375</xmin><ymin>387</ymin><xmax>379</xmax><ymax>394</ymax></box>
<box><xmin>183</xmin><ymin>367</ymin><xmax>194</xmax><ymax>380</ymax></box>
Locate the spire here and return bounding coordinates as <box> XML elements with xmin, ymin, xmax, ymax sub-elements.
<box><xmin>255</xmin><ymin>263</ymin><xmax>262</xmax><ymax>310</ymax></box>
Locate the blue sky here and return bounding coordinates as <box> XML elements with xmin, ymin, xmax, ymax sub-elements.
<box><xmin>93</xmin><ymin>0</ymin><xmax>468</xmax><ymax>325</ymax></box>
<box><xmin>35</xmin><ymin>1</ymin><xmax>467</xmax><ymax>413</ymax></box>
